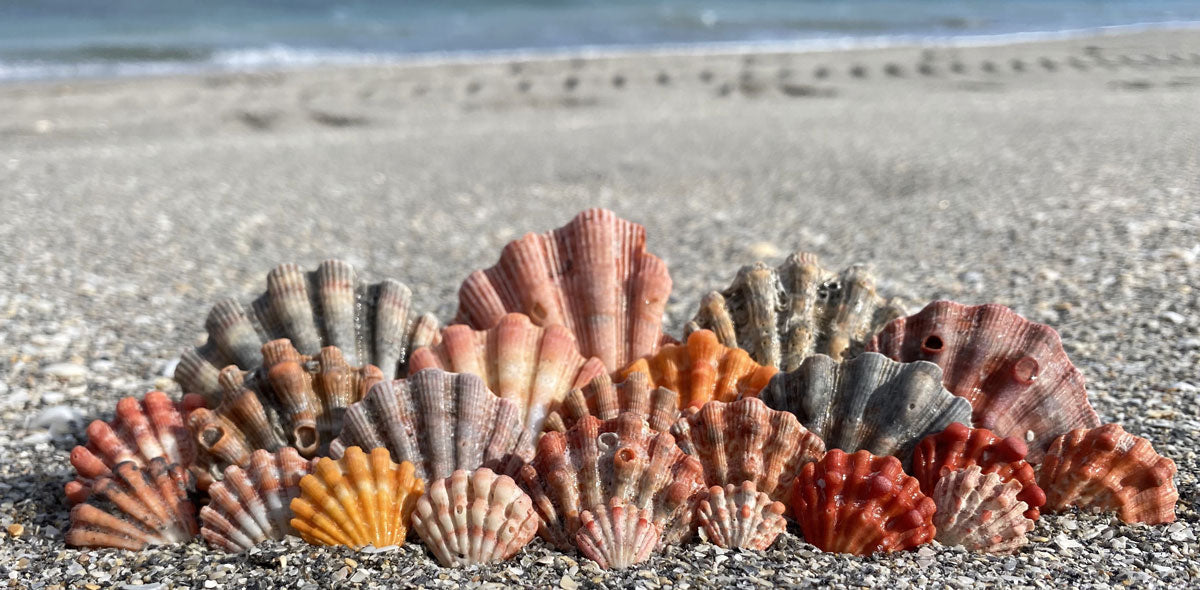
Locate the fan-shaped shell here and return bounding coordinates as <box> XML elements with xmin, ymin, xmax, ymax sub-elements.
<box><xmin>330</xmin><ymin>368</ymin><xmax>533</xmax><ymax>481</ymax></box>
<box><xmin>687</xmin><ymin>251</ymin><xmax>907</xmax><ymax>370</ymax></box>
<box><xmin>932</xmin><ymin>466</ymin><xmax>1034</xmax><ymax>553</ymax></box>
<box><xmin>669</xmin><ymin>397</ymin><xmax>824</xmax><ymax>502</ymax></box>
<box><xmin>199</xmin><ymin>448</ymin><xmax>314</xmax><ymax>553</ymax></box>
<box><xmin>697</xmin><ymin>481</ymin><xmax>787</xmax><ymax>551</ymax></box>
<box><xmin>790</xmin><ymin>449</ymin><xmax>936</xmax><ymax>555</ymax></box>
<box><xmin>543</xmin><ymin>371</ymin><xmax>681</xmax><ymax>433</ymax></box>
<box><xmin>759</xmin><ymin>352</ymin><xmax>971</xmax><ymax>466</ymax></box>
<box><xmin>866</xmin><ymin>300</ymin><xmax>1100</xmax><ymax>460</ymax></box>
<box><xmin>1037</xmin><ymin>424</ymin><xmax>1178</xmax><ymax>524</ymax></box>
<box><xmin>175</xmin><ymin>259</ymin><xmax>440</xmax><ymax>401</ymax></box>
<box><xmin>411</xmin><ymin>468</ymin><xmax>539</xmax><ymax>567</ymax></box>
<box><xmin>409</xmin><ymin>313</ymin><xmax>606</xmax><ymax>441</ymax></box>
<box><xmin>617</xmin><ymin>330</ymin><xmax>778</xmax><ymax>408</ymax></box>
<box><xmin>66</xmin><ymin>458</ymin><xmax>198</xmax><ymax>550</ymax></box>
<box><xmin>455</xmin><ymin>208</ymin><xmax>672</xmax><ymax>373</ymax></box>
<box><xmin>290</xmin><ymin>446</ymin><xmax>425</xmax><ymax>548</ymax></box>
<box><xmin>912</xmin><ymin>422</ymin><xmax>1045</xmax><ymax>520</ymax></box>
<box><xmin>519</xmin><ymin>412</ymin><xmax>706</xmax><ymax>568</ymax></box>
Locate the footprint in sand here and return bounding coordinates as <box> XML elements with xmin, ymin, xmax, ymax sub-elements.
<box><xmin>1109</xmin><ymin>79</ymin><xmax>1154</xmax><ymax>91</ymax></box>
<box><xmin>779</xmin><ymin>83</ymin><xmax>837</xmax><ymax>98</ymax></box>
<box><xmin>950</xmin><ymin>61</ymin><xmax>966</xmax><ymax>74</ymax></box>
<box><xmin>465</xmin><ymin>81</ymin><xmax>482</xmax><ymax>95</ymax></box>
<box><xmin>850</xmin><ymin>65</ymin><xmax>867</xmax><ymax>78</ymax></box>
<box><xmin>699</xmin><ymin>70</ymin><xmax>714</xmax><ymax>83</ymax></box>
<box><xmin>612</xmin><ymin>74</ymin><xmax>626</xmax><ymax>89</ymax></box>
<box><xmin>814</xmin><ymin>66</ymin><xmax>830</xmax><ymax>79</ymax></box>
<box><xmin>517</xmin><ymin>80</ymin><xmax>532</xmax><ymax>93</ymax></box>
<box><xmin>656</xmin><ymin>72</ymin><xmax>671</xmax><ymax>86</ymax></box>
<box><xmin>564</xmin><ymin>76</ymin><xmax>579</xmax><ymax>91</ymax></box>
<box><xmin>1040</xmin><ymin>58</ymin><xmax>1058</xmax><ymax>71</ymax></box>
<box><xmin>980</xmin><ymin>60</ymin><xmax>997</xmax><ymax>73</ymax></box>
<box><xmin>308</xmin><ymin>110</ymin><xmax>369</xmax><ymax>127</ymax></box>
<box><xmin>884</xmin><ymin>63</ymin><xmax>903</xmax><ymax>77</ymax></box>
<box><xmin>1011</xmin><ymin>59</ymin><xmax>1026</xmax><ymax>72</ymax></box>
<box><xmin>918</xmin><ymin>63</ymin><xmax>935</xmax><ymax>76</ymax></box>
<box><xmin>234</xmin><ymin>109</ymin><xmax>282</xmax><ymax>130</ymax></box>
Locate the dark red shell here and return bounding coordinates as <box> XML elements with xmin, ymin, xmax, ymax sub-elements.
<box><xmin>911</xmin><ymin>422</ymin><xmax>1045</xmax><ymax>520</ymax></box>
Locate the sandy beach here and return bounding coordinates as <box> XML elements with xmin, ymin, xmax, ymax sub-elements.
<box><xmin>1</xmin><ymin>28</ymin><xmax>1198</xmax><ymax>588</ymax></box>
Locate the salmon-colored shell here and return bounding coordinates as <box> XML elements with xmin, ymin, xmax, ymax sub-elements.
<box><xmin>1037</xmin><ymin>424</ymin><xmax>1178</xmax><ymax>524</ymax></box>
<box><xmin>932</xmin><ymin>466</ymin><xmax>1034</xmax><ymax>554</ymax></box>
<box><xmin>911</xmin><ymin>422</ymin><xmax>1045</xmax><ymax>520</ymax></box>
<box><xmin>199</xmin><ymin>448</ymin><xmax>314</xmax><ymax>553</ymax></box>
<box><xmin>617</xmin><ymin>330</ymin><xmax>778</xmax><ymax>408</ymax></box>
<box><xmin>697</xmin><ymin>481</ymin><xmax>787</xmax><ymax>551</ymax></box>
<box><xmin>789</xmin><ymin>449</ymin><xmax>936</xmax><ymax>555</ymax></box>
<box><xmin>412</xmin><ymin>468</ymin><xmax>538</xmax><ymax>567</ymax></box>
<box><xmin>65</xmin><ymin>458</ymin><xmax>198</xmax><ymax>550</ymax></box>
<box><xmin>455</xmin><ymin>209</ymin><xmax>672</xmax><ymax>373</ymax></box>
<box><xmin>866</xmin><ymin>300</ymin><xmax>1100</xmax><ymax>460</ymax></box>
<box><xmin>543</xmin><ymin>371</ymin><xmax>681</xmax><ymax>433</ymax></box>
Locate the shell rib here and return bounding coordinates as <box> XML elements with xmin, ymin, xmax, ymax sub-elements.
<box><xmin>912</xmin><ymin>422</ymin><xmax>1045</xmax><ymax>520</ymax></box>
<box><xmin>617</xmin><ymin>330</ymin><xmax>778</xmax><ymax>408</ymax></box>
<box><xmin>411</xmin><ymin>468</ymin><xmax>539</xmax><ymax>567</ymax></box>
<box><xmin>66</xmin><ymin>458</ymin><xmax>198</xmax><ymax>550</ymax></box>
<box><xmin>289</xmin><ymin>446</ymin><xmax>425</xmax><ymax>548</ymax></box>
<box><xmin>543</xmin><ymin>371</ymin><xmax>681</xmax><ymax>433</ymax></box>
<box><xmin>175</xmin><ymin>259</ymin><xmax>440</xmax><ymax>401</ymax></box>
<box><xmin>697</xmin><ymin>482</ymin><xmax>787</xmax><ymax>550</ymax></box>
<box><xmin>759</xmin><ymin>352</ymin><xmax>971</xmax><ymax>466</ymax></box>
<box><xmin>866</xmin><ymin>300</ymin><xmax>1100</xmax><ymax>460</ymax></box>
<box><xmin>790</xmin><ymin>449</ymin><xmax>936</xmax><ymax>555</ymax></box>
<box><xmin>1037</xmin><ymin>424</ymin><xmax>1178</xmax><ymax>524</ymax></box>
<box><xmin>455</xmin><ymin>208</ymin><xmax>673</xmax><ymax>373</ymax></box>
<box><xmin>330</xmin><ymin>368</ymin><xmax>533</xmax><ymax>481</ymax></box>
<box><xmin>932</xmin><ymin>466</ymin><xmax>1034</xmax><ymax>553</ymax></box>
<box><xmin>409</xmin><ymin>313</ymin><xmax>606</xmax><ymax>440</ymax></box>
<box><xmin>687</xmin><ymin>251</ymin><xmax>907</xmax><ymax>370</ymax></box>
<box><xmin>519</xmin><ymin>412</ymin><xmax>706</xmax><ymax>568</ymax></box>
<box><xmin>199</xmin><ymin>448</ymin><xmax>314</xmax><ymax>553</ymax></box>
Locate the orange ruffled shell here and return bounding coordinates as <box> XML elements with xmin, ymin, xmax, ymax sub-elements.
<box><xmin>617</xmin><ymin>330</ymin><xmax>778</xmax><ymax>408</ymax></box>
<box><xmin>911</xmin><ymin>422</ymin><xmax>1045</xmax><ymax>520</ymax></box>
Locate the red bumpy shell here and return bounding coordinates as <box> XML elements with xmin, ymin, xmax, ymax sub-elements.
<box><xmin>911</xmin><ymin>422</ymin><xmax>1046</xmax><ymax>520</ymax></box>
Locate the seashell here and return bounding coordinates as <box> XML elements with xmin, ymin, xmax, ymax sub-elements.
<box><xmin>411</xmin><ymin>468</ymin><xmax>539</xmax><ymax>567</ymax></box>
<box><xmin>669</xmin><ymin>397</ymin><xmax>824</xmax><ymax>502</ymax></box>
<box><xmin>175</xmin><ymin>259</ymin><xmax>440</xmax><ymax>401</ymax></box>
<box><xmin>697</xmin><ymin>481</ymin><xmax>787</xmax><ymax>551</ymax></box>
<box><xmin>866</xmin><ymin>300</ymin><xmax>1100</xmax><ymax>460</ymax></box>
<box><xmin>66</xmin><ymin>391</ymin><xmax>200</xmax><ymax>504</ymax></box>
<box><xmin>616</xmin><ymin>330</ymin><xmax>778</xmax><ymax>408</ymax></box>
<box><xmin>199</xmin><ymin>448</ymin><xmax>314</xmax><ymax>553</ymax></box>
<box><xmin>330</xmin><ymin>368</ymin><xmax>533</xmax><ymax>481</ymax></box>
<box><xmin>911</xmin><ymin>422</ymin><xmax>1044</xmax><ymax>520</ymax></box>
<box><xmin>789</xmin><ymin>448</ymin><xmax>936</xmax><ymax>555</ymax></box>
<box><xmin>409</xmin><ymin>313</ymin><xmax>606</xmax><ymax>441</ymax></box>
<box><xmin>1037</xmin><ymin>424</ymin><xmax>1178</xmax><ymax>524</ymax></box>
<box><xmin>759</xmin><ymin>352</ymin><xmax>971</xmax><ymax>466</ymax></box>
<box><xmin>932</xmin><ymin>466</ymin><xmax>1034</xmax><ymax>553</ymax></box>
<box><xmin>455</xmin><ymin>208</ymin><xmax>672</xmax><ymax>373</ymax></box>
<box><xmin>290</xmin><ymin>446</ymin><xmax>425</xmax><ymax>548</ymax></box>
<box><xmin>518</xmin><ymin>412</ymin><xmax>706</xmax><ymax>568</ymax></box>
<box><xmin>686</xmin><ymin>251</ymin><xmax>907</xmax><ymax>370</ymax></box>
<box><xmin>543</xmin><ymin>371</ymin><xmax>681</xmax><ymax>433</ymax></box>
<box><xmin>66</xmin><ymin>458</ymin><xmax>198</xmax><ymax>550</ymax></box>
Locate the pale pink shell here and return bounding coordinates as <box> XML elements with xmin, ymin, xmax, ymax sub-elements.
<box><xmin>698</xmin><ymin>481</ymin><xmax>787</xmax><ymax>551</ymax></box>
<box><xmin>199</xmin><ymin>448</ymin><xmax>314</xmax><ymax>553</ymax></box>
<box><xmin>932</xmin><ymin>466</ymin><xmax>1034</xmax><ymax>553</ymax></box>
<box><xmin>66</xmin><ymin>458</ymin><xmax>198</xmax><ymax>550</ymax></box>
<box><xmin>411</xmin><ymin>468</ymin><xmax>539</xmax><ymax>567</ymax></box>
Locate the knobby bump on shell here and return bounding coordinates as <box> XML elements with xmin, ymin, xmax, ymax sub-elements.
<box><xmin>617</xmin><ymin>330</ymin><xmax>778</xmax><ymax>408</ymax></box>
<box><xmin>911</xmin><ymin>422</ymin><xmax>1044</xmax><ymax>520</ymax></box>
<box><xmin>932</xmin><ymin>466</ymin><xmax>1034</xmax><ymax>553</ymax></box>
<box><xmin>543</xmin><ymin>371</ymin><xmax>681</xmax><ymax>433</ymax></box>
<box><xmin>199</xmin><ymin>448</ymin><xmax>314</xmax><ymax>553</ymax></box>
<box><xmin>697</xmin><ymin>482</ymin><xmax>787</xmax><ymax>551</ymax></box>
<box><xmin>66</xmin><ymin>458</ymin><xmax>198</xmax><ymax>550</ymax></box>
<box><xmin>411</xmin><ymin>468</ymin><xmax>538</xmax><ymax>567</ymax></box>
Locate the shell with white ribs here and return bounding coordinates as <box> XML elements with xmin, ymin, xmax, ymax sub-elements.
<box><xmin>411</xmin><ymin>468</ymin><xmax>539</xmax><ymax>567</ymax></box>
<box><xmin>543</xmin><ymin>371</ymin><xmax>681</xmax><ymax>433</ymax></box>
<box><xmin>932</xmin><ymin>466</ymin><xmax>1034</xmax><ymax>553</ymax></box>
<box><xmin>697</xmin><ymin>482</ymin><xmax>787</xmax><ymax>550</ymax></box>
<box><xmin>66</xmin><ymin>458</ymin><xmax>198</xmax><ymax>550</ymax></box>
<box><xmin>200</xmin><ymin>448</ymin><xmax>314</xmax><ymax>553</ymax></box>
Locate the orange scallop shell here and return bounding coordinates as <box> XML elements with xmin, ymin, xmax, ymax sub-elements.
<box><xmin>617</xmin><ymin>330</ymin><xmax>778</xmax><ymax>408</ymax></box>
<box><xmin>911</xmin><ymin>422</ymin><xmax>1045</xmax><ymax>520</ymax></box>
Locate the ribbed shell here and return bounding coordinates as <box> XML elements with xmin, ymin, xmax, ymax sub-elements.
<box><xmin>175</xmin><ymin>259</ymin><xmax>440</xmax><ymax>401</ymax></box>
<box><xmin>932</xmin><ymin>466</ymin><xmax>1034</xmax><ymax>553</ymax></box>
<box><xmin>686</xmin><ymin>251</ymin><xmax>907</xmax><ymax>370</ymax></box>
<box><xmin>199</xmin><ymin>448</ymin><xmax>314</xmax><ymax>553</ymax></box>
<box><xmin>790</xmin><ymin>449</ymin><xmax>936</xmax><ymax>555</ymax></box>
<box><xmin>759</xmin><ymin>352</ymin><xmax>971</xmax><ymax>466</ymax></box>
<box><xmin>65</xmin><ymin>458</ymin><xmax>198</xmax><ymax>550</ymax></box>
<box><xmin>409</xmin><ymin>313</ymin><xmax>606</xmax><ymax>440</ymax></box>
<box><xmin>330</xmin><ymin>368</ymin><xmax>533</xmax><ymax>481</ymax></box>
<box><xmin>1037</xmin><ymin>424</ymin><xmax>1178</xmax><ymax>524</ymax></box>
<box><xmin>543</xmin><ymin>371</ymin><xmax>681</xmax><ymax>433</ymax></box>
<box><xmin>912</xmin><ymin>422</ymin><xmax>1044</xmax><ymax>520</ymax></box>
<box><xmin>290</xmin><ymin>446</ymin><xmax>425</xmax><ymax>548</ymax></box>
<box><xmin>455</xmin><ymin>208</ymin><xmax>673</xmax><ymax>373</ymax></box>
<box><xmin>866</xmin><ymin>301</ymin><xmax>1100</xmax><ymax>460</ymax></box>
<box><xmin>411</xmin><ymin>468</ymin><xmax>539</xmax><ymax>567</ymax></box>
<box><xmin>576</xmin><ymin>498</ymin><xmax>659</xmax><ymax>569</ymax></box>
<box><xmin>617</xmin><ymin>330</ymin><xmax>778</xmax><ymax>408</ymax></box>
<box><xmin>697</xmin><ymin>481</ymin><xmax>787</xmax><ymax>551</ymax></box>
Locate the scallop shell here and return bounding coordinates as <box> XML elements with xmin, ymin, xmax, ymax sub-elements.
<box><xmin>543</xmin><ymin>371</ymin><xmax>681</xmax><ymax>433</ymax></box>
<box><xmin>912</xmin><ymin>422</ymin><xmax>1045</xmax><ymax>520</ymax></box>
<box><xmin>759</xmin><ymin>352</ymin><xmax>971</xmax><ymax>466</ymax></box>
<box><xmin>697</xmin><ymin>481</ymin><xmax>787</xmax><ymax>551</ymax></box>
<box><xmin>789</xmin><ymin>448</ymin><xmax>936</xmax><ymax>555</ymax></box>
<box><xmin>1037</xmin><ymin>424</ymin><xmax>1178</xmax><ymax>524</ymax></box>
<box><xmin>866</xmin><ymin>300</ymin><xmax>1100</xmax><ymax>460</ymax></box>
<box><xmin>409</xmin><ymin>313</ymin><xmax>606</xmax><ymax>440</ymax></box>
<box><xmin>175</xmin><ymin>259</ymin><xmax>440</xmax><ymax>401</ymax></box>
<box><xmin>455</xmin><ymin>208</ymin><xmax>672</xmax><ymax>373</ymax></box>
<box><xmin>65</xmin><ymin>458</ymin><xmax>198</xmax><ymax>550</ymax></box>
<box><xmin>518</xmin><ymin>412</ymin><xmax>706</xmax><ymax>568</ymax></box>
<box><xmin>686</xmin><ymin>251</ymin><xmax>907</xmax><ymax>369</ymax></box>
<box><xmin>199</xmin><ymin>448</ymin><xmax>314</xmax><ymax>553</ymax></box>
<box><xmin>289</xmin><ymin>446</ymin><xmax>425</xmax><ymax>548</ymax></box>
<box><xmin>669</xmin><ymin>397</ymin><xmax>825</xmax><ymax>502</ymax></box>
<box><xmin>411</xmin><ymin>468</ymin><xmax>539</xmax><ymax>567</ymax></box>
<box><xmin>330</xmin><ymin>368</ymin><xmax>533</xmax><ymax>481</ymax></box>
<box><xmin>616</xmin><ymin>330</ymin><xmax>778</xmax><ymax>408</ymax></box>
<box><xmin>932</xmin><ymin>466</ymin><xmax>1034</xmax><ymax>553</ymax></box>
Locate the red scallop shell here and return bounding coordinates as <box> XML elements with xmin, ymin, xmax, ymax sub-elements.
<box><xmin>911</xmin><ymin>422</ymin><xmax>1046</xmax><ymax>520</ymax></box>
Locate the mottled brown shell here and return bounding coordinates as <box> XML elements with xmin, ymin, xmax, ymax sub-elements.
<box><xmin>543</xmin><ymin>371</ymin><xmax>681</xmax><ymax>433</ymax></box>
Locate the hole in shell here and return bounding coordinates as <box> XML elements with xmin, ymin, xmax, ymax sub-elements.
<box><xmin>200</xmin><ymin>426</ymin><xmax>225</xmax><ymax>449</ymax></box>
<box><xmin>295</xmin><ymin>425</ymin><xmax>319</xmax><ymax>452</ymax></box>
<box><xmin>816</xmin><ymin>279</ymin><xmax>842</xmax><ymax>302</ymax></box>
<box><xmin>1011</xmin><ymin>356</ymin><xmax>1039</xmax><ymax>384</ymax></box>
<box><xmin>921</xmin><ymin>334</ymin><xmax>944</xmax><ymax>354</ymax></box>
<box><xmin>455</xmin><ymin>505</ymin><xmax>465</xmax><ymax>516</ymax></box>
<box><xmin>615</xmin><ymin>447</ymin><xmax>638</xmax><ymax>465</ymax></box>
<box><xmin>597</xmin><ymin>432</ymin><xmax>619</xmax><ymax>452</ymax></box>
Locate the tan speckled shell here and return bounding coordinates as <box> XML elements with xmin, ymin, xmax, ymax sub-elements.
<box><xmin>411</xmin><ymin>468</ymin><xmax>538</xmax><ymax>567</ymax></box>
<box><xmin>932</xmin><ymin>466</ymin><xmax>1034</xmax><ymax>553</ymax></box>
<box><xmin>543</xmin><ymin>371</ymin><xmax>681</xmax><ymax>433</ymax></box>
<box><xmin>66</xmin><ymin>458</ymin><xmax>198</xmax><ymax>550</ymax></box>
<box><xmin>698</xmin><ymin>481</ymin><xmax>787</xmax><ymax>551</ymax></box>
<box><xmin>199</xmin><ymin>448</ymin><xmax>314</xmax><ymax>553</ymax></box>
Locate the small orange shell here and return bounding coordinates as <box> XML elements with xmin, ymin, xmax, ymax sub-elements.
<box><xmin>911</xmin><ymin>422</ymin><xmax>1045</xmax><ymax>520</ymax></box>
<box><xmin>543</xmin><ymin>371</ymin><xmax>681</xmax><ymax>433</ymax></box>
<box><xmin>411</xmin><ymin>468</ymin><xmax>538</xmax><ymax>567</ymax></box>
<box><xmin>932</xmin><ymin>466</ymin><xmax>1034</xmax><ymax>553</ymax></box>
<box><xmin>66</xmin><ymin>458</ymin><xmax>198</xmax><ymax>550</ymax></box>
<box><xmin>697</xmin><ymin>481</ymin><xmax>787</xmax><ymax>551</ymax></box>
<box><xmin>617</xmin><ymin>330</ymin><xmax>778</xmax><ymax>408</ymax></box>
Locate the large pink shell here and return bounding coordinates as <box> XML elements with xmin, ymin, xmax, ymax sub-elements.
<box><xmin>199</xmin><ymin>448</ymin><xmax>314</xmax><ymax>553</ymax></box>
<box><xmin>932</xmin><ymin>466</ymin><xmax>1034</xmax><ymax>553</ymax></box>
<box><xmin>455</xmin><ymin>208</ymin><xmax>672</xmax><ymax>372</ymax></box>
<box><xmin>66</xmin><ymin>458</ymin><xmax>198</xmax><ymax>550</ymax></box>
<box><xmin>543</xmin><ymin>371</ymin><xmax>681</xmax><ymax>433</ymax></box>
<box><xmin>411</xmin><ymin>468</ymin><xmax>539</xmax><ymax>567</ymax></box>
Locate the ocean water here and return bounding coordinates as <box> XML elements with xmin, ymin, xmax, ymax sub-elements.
<box><xmin>2</xmin><ymin>0</ymin><xmax>1199</xmax><ymax>81</ymax></box>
